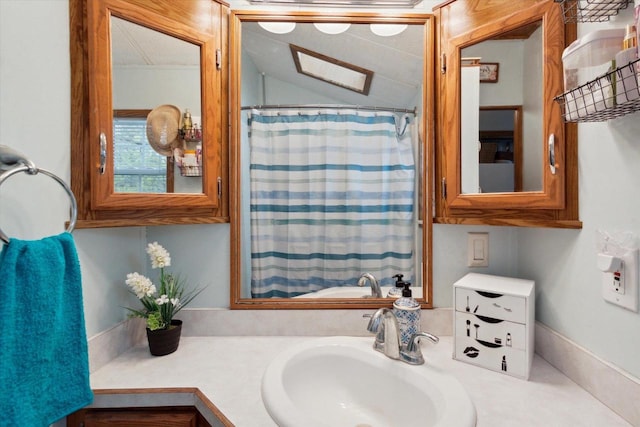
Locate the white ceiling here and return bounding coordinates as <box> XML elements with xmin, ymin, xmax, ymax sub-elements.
<box><xmin>111</xmin><ymin>17</ymin><xmax>425</xmax><ymax>109</ymax></box>
<box><xmin>242</xmin><ymin>22</ymin><xmax>424</xmax><ymax>108</ymax></box>
<box><xmin>111</xmin><ymin>17</ymin><xmax>200</xmax><ymax>66</ymax></box>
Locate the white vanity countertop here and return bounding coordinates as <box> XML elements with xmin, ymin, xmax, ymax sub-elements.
<box><xmin>89</xmin><ymin>336</ymin><xmax>631</xmax><ymax>427</ymax></box>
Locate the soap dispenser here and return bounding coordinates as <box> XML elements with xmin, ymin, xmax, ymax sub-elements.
<box><xmin>393</xmin><ymin>281</ymin><xmax>420</xmax><ymax>347</ymax></box>
<box><xmin>387</xmin><ymin>274</ymin><xmax>405</xmax><ymax>298</ymax></box>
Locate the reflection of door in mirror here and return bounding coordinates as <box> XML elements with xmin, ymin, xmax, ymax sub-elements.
<box><xmin>110</xmin><ymin>16</ymin><xmax>203</xmax><ymax>194</ymax></box>
<box><xmin>460</xmin><ymin>21</ymin><xmax>542</xmax><ymax>194</ymax></box>
<box><xmin>479</xmin><ymin>106</ymin><xmax>523</xmax><ymax>193</ymax></box>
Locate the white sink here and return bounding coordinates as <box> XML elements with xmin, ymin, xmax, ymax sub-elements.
<box><xmin>261</xmin><ymin>336</ymin><xmax>476</xmax><ymax>427</ymax></box>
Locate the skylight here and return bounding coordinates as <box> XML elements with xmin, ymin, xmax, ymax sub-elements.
<box><xmin>290</xmin><ymin>44</ymin><xmax>373</xmax><ymax>95</ymax></box>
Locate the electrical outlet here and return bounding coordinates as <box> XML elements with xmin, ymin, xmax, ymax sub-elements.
<box><xmin>467</xmin><ymin>232</ymin><xmax>489</xmax><ymax>267</ymax></box>
<box><xmin>601</xmin><ymin>248</ymin><xmax>638</xmax><ymax>312</ymax></box>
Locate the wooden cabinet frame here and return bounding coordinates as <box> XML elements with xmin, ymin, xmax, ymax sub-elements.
<box><xmin>434</xmin><ymin>0</ymin><xmax>581</xmax><ymax>228</ymax></box>
<box><xmin>69</xmin><ymin>0</ymin><xmax>229</xmax><ymax>228</ymax></box>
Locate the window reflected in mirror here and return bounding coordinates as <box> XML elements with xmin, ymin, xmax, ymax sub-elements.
<box><xmin>113</xmin><ymin>110</ymin><xmax>173</xmax><ymax>193</ymax></box>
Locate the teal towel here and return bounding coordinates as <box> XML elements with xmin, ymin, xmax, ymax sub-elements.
<box><xmin>0</xmin><ymin>232</ymin><xmax>93</xmax><ymax>426</ymax></box>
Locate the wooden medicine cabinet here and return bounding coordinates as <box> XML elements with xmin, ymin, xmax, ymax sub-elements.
<box><xmin>70</xmin><ymin>0</ymin><xmax>229</xmax><ymax>228</ymax></box>
<box><xmin>434</xmin><ymin>0</ymin><xmax>581</xmax><ymax>228</ymax></box>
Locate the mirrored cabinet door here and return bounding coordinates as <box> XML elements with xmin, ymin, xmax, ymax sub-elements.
<box><xmin>434</xmin><ymin>0</ymin><xmax>581</xmax><ymax>228</ymax></box>
<box><xmin>71</xmin><ymin>0</ymin><xmax>229</xmax><ymax>227</ymax></box>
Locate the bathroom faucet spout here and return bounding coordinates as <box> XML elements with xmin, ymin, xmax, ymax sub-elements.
<box><xmin>357</xmin><ymin>273</ymin><xmax>382</xmax><ymax>298</ymax></box>
<box><xmin>366</xmin><ymin>308</ymin><xmax>401</xmax><ymax>360</ymax></box>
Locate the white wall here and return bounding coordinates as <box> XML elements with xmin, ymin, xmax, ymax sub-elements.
<box><xmin>521</xmin><ymin>8</ymin><xmax>640</xmax><ymax>379</ymax></box>
<box><xmin>0</xmin><ymin>0</ymin><xmax>148</xmax><ymax>337</ymax></box>
<box><xmin>2</xmin><ymin>0</ymin><xmax>640</xmax><ymax>379</ymax></box>
<box><xmin>113</xmin><ymin>67</ymin><xmax>201</xmax><ymax>116</ymax></box>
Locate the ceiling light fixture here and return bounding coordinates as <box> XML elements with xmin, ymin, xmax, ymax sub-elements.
<box><xmin>258</xmin><ymin>22</ymin><xmax>297</xmax><ymax>34</ymax></box>
<box><xmin>369</xmin><ymin>24</ymin><xmax>408</xmax><ymax>37</ymax></box>
<box><xmin>313</xmin><ymin>23</ymin><xmax>351</xmax><ymax>35</ymax></box>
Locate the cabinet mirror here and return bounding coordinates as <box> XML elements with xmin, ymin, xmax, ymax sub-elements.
<box><xmin>436</xmin><ymin>0</ymin><xmax>577</xmax><ymax>221</ymax></box>
<box><xmin>71</xmin><ymin>0</ymin><xmax>226</xmax><ymax>228</ymax></box>
<box><xmin>460</xmin><ymin>21</ymin><xmax>542</xmax><ymax>195</ymax></box>
<box><xmin>230</xmin><ymin>11</ymin><xmax>434</xmax><ymax>308</ymax></box>
<box><xmin>111</xmin><ymin>16</ymin><xmax>203</xmax><ymax>194</ymax></box>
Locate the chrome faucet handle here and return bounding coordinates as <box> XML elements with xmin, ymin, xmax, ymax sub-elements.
<box><xmin>401</xmin><ymin>331</ymin><xmax>439</xmax><ymax>365</ymax></box>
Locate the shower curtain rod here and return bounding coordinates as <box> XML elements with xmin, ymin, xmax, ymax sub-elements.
<box><xmin>241</xmin><ymin>104</ymin><xmax>417</xmax><ymax>114</ymax></box>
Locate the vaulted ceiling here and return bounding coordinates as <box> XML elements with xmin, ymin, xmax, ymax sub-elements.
<box><xmin>111</xmin><ymin>17</ymin><xmax>425</xmax><ymax>110</ymax></box>
<box><xmin>241</xmin><ymin>22</ymin><xmax>425</xmax><ymax>108</ymax></box>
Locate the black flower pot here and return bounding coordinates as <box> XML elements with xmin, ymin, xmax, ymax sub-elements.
<box><xmin>146</xmin><ymin>319</ymin><xmax>182</xmax><ymax>356</ymax></box>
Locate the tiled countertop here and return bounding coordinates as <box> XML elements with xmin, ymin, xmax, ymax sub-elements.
<box><xmin>89</xmin><ymin>336</ymin><xmax>630</xmax><ymax>427</ymax></box>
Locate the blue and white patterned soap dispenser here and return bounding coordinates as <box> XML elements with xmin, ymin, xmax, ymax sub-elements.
<box><xmin>393</xmin><ymin>281</ymin><xmax>421</xmax><ymax>347</ymax></box>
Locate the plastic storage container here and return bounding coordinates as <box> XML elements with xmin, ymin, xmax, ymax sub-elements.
<box><xmin>563</xmin><ymin>28</ymin><xmax>625</xmax><ymax>89</ymax></box>
<box><xmin>615</xmin><ymin>25</ymin><xmax>640</xmax><ymax>104</ymax></box>
<box><xmin>562</xmin><ymin>28</ymin><xmax>625</xmax><ymax>119</ymax></box>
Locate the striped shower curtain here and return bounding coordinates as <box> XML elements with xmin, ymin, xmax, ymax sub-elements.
<box><xmin>249</xmin><ymin>108</ymin><xmax>415</xmax><ymax>298</ymax></box>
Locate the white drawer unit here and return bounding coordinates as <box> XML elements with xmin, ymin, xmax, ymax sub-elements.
<box><xmin>453</xmin><ymin>273</ymin><xmax>535</xmax><ymax>380</ymax></box>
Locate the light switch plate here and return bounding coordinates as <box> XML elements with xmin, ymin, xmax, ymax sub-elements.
<box><xmin>467</xmin><ymin>232</ymin><xmax>489</xmax><ymax>267</ymax></box>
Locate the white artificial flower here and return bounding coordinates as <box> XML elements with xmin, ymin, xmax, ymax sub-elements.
<box><xmin>126</xmin><ymin>272</ymin><xmax>156</xmax><ymax>299</ymax></box>
<box><xmin>146</xmin><ymin>241</ymin><xmax>171</xmax><ymax>269</ymax></box>
<box><xmin>156</xmin><ymin>294</ymin><xmax>170</xmax><ymax>305</ymax></box>
<box><xmin>170</xmin><ymin>298</ymin><xmax>180</xmax><ymax>306</ymax></box>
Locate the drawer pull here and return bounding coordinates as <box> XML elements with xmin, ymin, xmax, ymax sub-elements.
<box><xmin>476</xmin><ymin>291</ymin><xmax>502</xmax><ymax>298</ymax></box>
<box><xmin>493</xmin><ymin>302</ymin><xmax>502</xmax><ymax>308</ymax></box>
<box><xmin>475</xmin><ymin>314</ymin><xmax>503</xmax><ymax>324</ymax></box>
<box><xmin>504</xmin><ymin>307</ymin><xmax>512</xmax><ymax>312</ymax></box>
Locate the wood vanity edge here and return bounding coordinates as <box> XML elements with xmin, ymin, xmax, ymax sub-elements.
<box><xmin>68</xmin><ymin>387</ymin><xmax>234</xmax><ymax>427</ymax></box>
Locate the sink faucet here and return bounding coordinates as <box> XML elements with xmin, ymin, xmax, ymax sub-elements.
<box><xmin>400</xmin><ymin>331</ymin><xmax>439</xmax><ymax>365</ymax></box>
<box><xmin>366</xmin><ymin>308</ymin><xmax>401</xmax><ymax>359</ymax></box>
<box><xmin>357</xmin><ymin>273</ymin><xmax>382</xmax><ymax>298</ymax></box>
<box><xmin>366</xmin><ymin>308</ymin><xmax>439</xmax><ymax>365</ymax></box>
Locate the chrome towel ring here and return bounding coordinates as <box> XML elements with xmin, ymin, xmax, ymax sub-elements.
<box><xmin>0</xmin><ymin>165</ymin><xmax>77</xmax><ymax>244</ymax></box>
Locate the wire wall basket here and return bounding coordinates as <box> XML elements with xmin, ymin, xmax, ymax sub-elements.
<box><xmin>555</xmin><ymin>0</ymin><xmax>630</xmax><ymax>23</ymax></box>
<box><xmin>555</xmin><ymin>58</ymin><xmax>640</xmax><ymax>122</ymax></box>
<box><xmin>179</xmin><ymin>165</ymin><xmax>202</xmax><ymax>177</ymax></box>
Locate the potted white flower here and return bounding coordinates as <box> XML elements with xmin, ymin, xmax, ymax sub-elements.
<box><xmin>125</xmin><ymin>242</ymin><xmax>204</xmax><ymax>355</ymax></box>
